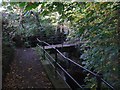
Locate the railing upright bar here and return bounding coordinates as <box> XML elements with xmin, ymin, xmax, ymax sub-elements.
<box><xmin>55</xmin><ymin>50</ymin><xmax>58</xmax><ymax>78</ymax></box>
<box><xmin>55</xmin><ymin>51</ymin><xmax>58</xmax><ymax>66</ymax></box>
<box><xmin>43</xmin><ymin>46</ymin><xmax>45</xmax><ymax>60</ymax></box>
<box><xmin>96</xmin><ymin>74</ymin><xmax>102</xmax><ymax>90</ymax></box>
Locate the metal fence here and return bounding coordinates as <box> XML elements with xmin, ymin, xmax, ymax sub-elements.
<box><xmin>37</xmin><ymin>38</ymin><xmax>114</xmax><ymax>90</ymax></box>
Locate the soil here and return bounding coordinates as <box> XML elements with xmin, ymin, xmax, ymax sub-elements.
<box><xmin>3</xmin><ymin>48</ymin><xmax>53</xmax><ymax>89</ymax></box>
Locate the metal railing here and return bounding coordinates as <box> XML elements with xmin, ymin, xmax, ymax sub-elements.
<box><xmin>37</xmin><ymin>38</ymin><xmax>114</xmax><ymax>90</ymax></box>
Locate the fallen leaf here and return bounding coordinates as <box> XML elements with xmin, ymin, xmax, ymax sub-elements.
<box><xmin>28</xmin><ymin>67</ymin><xmax>32</xmax><ymax>71</ymax></box>
<box><xmin>24</xmin><ymin>50</ymin><xmax>26</xmax><ymax>51</ymax></box>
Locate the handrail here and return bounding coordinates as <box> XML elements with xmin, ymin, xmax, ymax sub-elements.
<box><xmin>37</xmin><ymin>44</ymin><xmax>83</xmax><ymax>89</ymax></box>
<box><xmin>37</xmin><ymin>44</ymin><xmax>55</xmax><ymax>68</ymax></box>
<box><xmin>37</xmin><ymin>38</ymin><xmax>114</xmax><ymax>90</ymax></box>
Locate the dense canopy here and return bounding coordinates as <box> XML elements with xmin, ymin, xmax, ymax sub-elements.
<box><xmin>2</xmin><ymin>2</ymin><xmax>120</xmax><ymax>89</ymax></box>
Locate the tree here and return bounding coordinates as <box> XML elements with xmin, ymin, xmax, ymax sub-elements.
<box><xmin>2</xmin><ymin>2</ymin><xmax>119</xmax><ymax>89</ymax></box>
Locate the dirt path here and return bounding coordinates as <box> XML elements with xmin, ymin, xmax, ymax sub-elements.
<box><xmin>3</xmin><ymin>48</ymin><xmax>53</xmax><ymax>89</ymax></box>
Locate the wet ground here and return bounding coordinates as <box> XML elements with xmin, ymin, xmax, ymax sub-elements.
<box><xmin>3</xmin><ymin>48</ymin><xmax>53</xmax><ymax>89</ymax></box>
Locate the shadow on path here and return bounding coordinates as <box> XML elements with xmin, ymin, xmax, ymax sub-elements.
<box><xmin>3</xmin><ymin>48</ymin><xmax>53</xmax><ymax>89</ymax></box>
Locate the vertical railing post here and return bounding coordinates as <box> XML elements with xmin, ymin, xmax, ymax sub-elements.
<box><xmin>55</xmin><ymin>50</ymin><xmax>58</xmax><ymax>78</ymax></box>
<box><xmin>96</xmin><ymin>73</ymin><xmax>103</xmax><ymax>90</ymax></box>
<box><xmin>43</xmin><ymin>45</ymin><xmax>45</xmax><ymax>60</ymax></box>
<box><xmin>67</xmin><ymin>51</ymin><xmax>71</xmax><ymax>69</ymax></box>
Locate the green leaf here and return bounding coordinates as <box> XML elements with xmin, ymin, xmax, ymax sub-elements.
<box><xmin>53</xmin><ymin>2</ymin><xmax>64</xmax><ymax>14</ymax></box>
<box><xmin>19</xmin><ymin>2</ymin><xmax>27</xmax><ymax>8</ymax></box>
<box><xmin>41</xmin><ymin>10</ymin><xmax>50</xmax><ymax>16</ymax></box>
<box><xmin>7</xmin><ymin>6</ymin><xmax>13</xmax><ymax>10</ymax></box>
<box><xmin>25</xmin><ymin>2</ymin><xmax>39</xmax><ymax>11</ymax></box>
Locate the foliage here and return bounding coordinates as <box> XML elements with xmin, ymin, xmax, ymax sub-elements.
<box><xmin>2</xmin><ymin>2</ymin><xmax>120</xmax><ymax>89</ymax></box>
<box><xmin>2</xmin><ymin>12</ymin><xmax>18</xmax><ymax>46</ymax></box>
<box><xmin>2</xmin><ymin>8</ymin><xmax>16</xmax><ymax>81</ymax></box>
<box><xmin>61</xmin><ymin>2</ymin><xmax>120</xmax><ymax>89</ymax></box>
<box><xmin>36</xmin><ymin>2</ymin><xmax>120</xmax><ymax>89</ymax></box>
<box><xmin>2</xmin><ymin>2</ymin><xmax>56</xmax><ymax>43</ymax></box>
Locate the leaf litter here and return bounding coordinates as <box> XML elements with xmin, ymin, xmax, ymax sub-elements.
<box><xmin>3</xmin><ymin>48</ymin><xmax>53</xmax><ymax>89</ymax></box>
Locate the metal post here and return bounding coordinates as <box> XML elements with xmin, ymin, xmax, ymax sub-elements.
<box><xmin>55</xmin><ymin>50</ymin><xmax>58</xmax><ymax>78</ymax></box>
<box><xmin>43</xmin><ymin>46</ymin><xmax>45</xmax><ymax>60</ymax></box>
<box><xmin>96</xmin><ymin>73</ymin><xmax>103</xmax><ymax>90</ymax></box>
<box><xmin>68</xmin><ymin>49</ymin><xmax>71</xmax><ymax>69</ymax></box>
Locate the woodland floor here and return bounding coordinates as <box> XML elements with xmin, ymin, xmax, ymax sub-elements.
<box><xmin>3</xmin><ymin>48</ymin><xmax>53</xmax><ymax>89</ymax></box>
